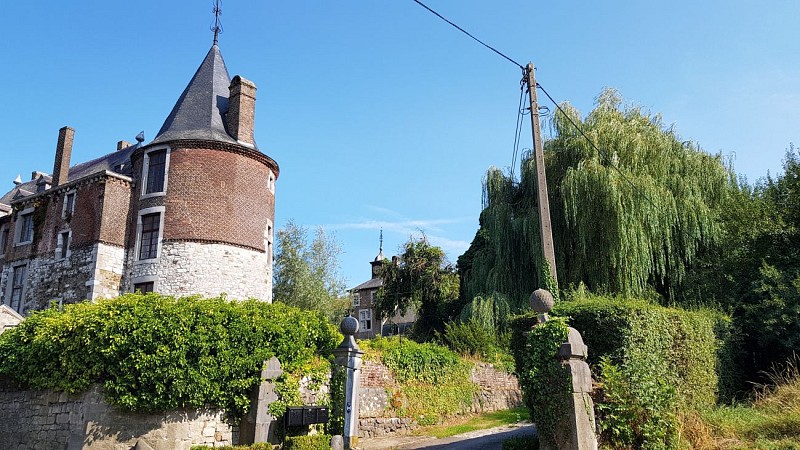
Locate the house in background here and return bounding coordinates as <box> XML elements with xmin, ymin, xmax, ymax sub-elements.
<box><xmin>0</xmin><ymin>43</ymin><xmax>279</xmax><ymax>315</ymax></box>
<box><xmin>350</xmin><ymin>234</ymin><xmax>416</xmax><ymax>339</ymax></box>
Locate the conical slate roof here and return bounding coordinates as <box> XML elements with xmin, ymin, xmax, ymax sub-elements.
<box><xmin>151</xmin><ymin>45</ymin><xmax>238</xmax><ymax>145</ymax></box>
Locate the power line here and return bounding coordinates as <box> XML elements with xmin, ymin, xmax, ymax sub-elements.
<box><xmin>410</xmin><ymin>0</ymin><xmax>524</xmax><ymax>70</ymax></box>
<box><xmin>536</xmin><ymin>84</ymin><xmax>658</xmax><ymax>207</ymax></box>
<box><xmin>409</xmin><ymin>0</ymin><xmax>657</xmax><ymax>207</ymax></box>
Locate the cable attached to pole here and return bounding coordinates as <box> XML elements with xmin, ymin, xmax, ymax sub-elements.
<box><xmin>410</xmin><ymin>0</ymin><xmax>524</xmax><ymax>70</ymax></box>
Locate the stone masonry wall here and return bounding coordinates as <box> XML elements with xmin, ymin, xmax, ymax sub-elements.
<box><xmin>0</xmin><ymin>385</ymin><xmax>236</xmax><ymax>450</ymax></box>
<box><xmin>355</xmin><ymin>360</ymin><xmax>522</xmax><ymax>438</ymax></box>
<box><xmin>125</xmin><ymin>241</ymin><xmax>271</xmax><ymax>302</ymax></box>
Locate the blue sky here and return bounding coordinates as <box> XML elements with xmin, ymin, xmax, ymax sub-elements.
<box><xmin>1</xmin><ymin>1</ymin><xmax>798</xmax><ymax>289</ymax></box>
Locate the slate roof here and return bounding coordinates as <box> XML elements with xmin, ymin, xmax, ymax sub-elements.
<box><xmin>1</xmin><ymin>45</ymin><xmax>249</xmax><ymax>210</ymax></box>
<box><xmin>351</xmin><ymin>277</ymin><xmax>383</xmax><ymax>291</ymax></box>
<box><xmin>151</xmin><ymin>44</ymin><xmax>242</xmax><ymax>147</ymax></box>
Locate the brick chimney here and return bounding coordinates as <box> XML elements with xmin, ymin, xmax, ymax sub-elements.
<box><xmin>227</xmin><ymin>75</ymin><xmax>257</xmax><ymax>147</ymax></box>
<box><xmin>52</xmin><ymin>126</ymin><xmax>75</xmax><ymax>186</ymax></box>
<box><xmin>117</xmin><ymin>140</ymin><xmax>133</xmax><ymax>151</ymax></box>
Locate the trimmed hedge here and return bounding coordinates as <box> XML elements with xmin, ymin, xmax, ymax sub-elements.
<box><xmin>0</xmin><ymin>294</ymin><xmax>340</xmax><ymax>419</ymax></box>
<box><xmin>511</xmin><ymin>294</ymin><xmax>736</xmax><ymax>449</ymax></box>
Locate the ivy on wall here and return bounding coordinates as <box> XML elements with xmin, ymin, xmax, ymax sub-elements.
<box><xmin>0</xmin><ymin>294</ymin><xmax>341</xmax><ymax>419</ymax></box>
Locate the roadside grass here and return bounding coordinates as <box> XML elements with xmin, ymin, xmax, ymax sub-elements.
<box><xmin>695</xmin><ymin>358</ymin><xmax>800</xmax><ymax>449</ymax></box>
<box><xmin>417</xmin><ymin>407</ymin><xmax>529</xmax><ymax>438</ymax></box>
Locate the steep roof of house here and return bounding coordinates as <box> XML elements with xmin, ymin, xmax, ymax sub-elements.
<box><xmin>150</xmin><ymin>44</ymin><xmax>238</xmax><ymax>146</ymax></box>
<box><xmin>351</xmin><ymin>277</ymin><xmax>383</xmax><ymax>291</ymax></box>
<box><xmin>67</xmin><ymin>145</ymin><xmax>136</xmax><ymax>180</ymax></box>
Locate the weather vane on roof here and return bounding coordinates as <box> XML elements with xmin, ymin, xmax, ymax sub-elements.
<box><xmin>211</xmin><ymin>0</ymin><xmax>223</xmax><ymax>45</ymax></box>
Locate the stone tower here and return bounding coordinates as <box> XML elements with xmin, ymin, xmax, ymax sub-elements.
<box><xmin>124</xmin><ymin>44</ymin><xmax>279</xmax><ymax>301</ymax></box>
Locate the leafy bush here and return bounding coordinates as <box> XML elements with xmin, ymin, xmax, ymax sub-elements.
<box><xmin>0</xmin><ymin>294</ymin><xmax>340</xmax><ymax>419</ymax></box>
<box><xmin>283</xmin><ymin>434</ymin><xmax>332</xmax><ymax>450</ymax></box>
<box><xmin>511</xmin><ymin>294</ymin><xmax>735</xmax><ymax>449</ymax></box>
<box><xmin>438</xmin><ymin>320</ymin><xmax>514</xmax><ymax>372</ymax></box>
<box><xmin>511</xmin><ymin>317</ymin><xmax>570</xmax><ymax>448</ymax></box>
<box><xmin>361</xmin><ymin>337</ymin><xmax>478</xmax><ymax>422</ymax></box>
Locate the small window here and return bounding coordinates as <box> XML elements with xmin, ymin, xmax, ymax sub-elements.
<box><xmin>0</xmin><ymin>225</ymin><xmax>8</xmax><ymax>255</ymax></box>
<box><xmin>138</xmin><ymin>213</ymin><xmax>161</xmax><ymax>260</ymax></box>
<box><xmin>17</xmin><ymin>212</ymin><xmax>33</xmax><ymax>244</ymax></box>
<box><xmin>359</xmin><ymin>309</ymin><xmax>372</xmax><ymax>331</ymax></box>
<box><xmin>9</xmin><ymin>264</ymin><xmax>27</xmax><ymax>313</ymax></box>
<box><xmin>134</xmin><ymin>282</ymin><xmax>155</xmax><ymax>293</ymax></box>
<box><xmin>63</xmin><ymin>192</ymin><xmax>76</xmax><ymax>218</ymax></box>
<box><xmin>144</xmin><ymin>150</ymin><xmax>167</xmax><ymax>194</ymax></box>
<box><xmin>58</xmin><ymin>231</ymin><xmax>71</xmax><ymax>259</ymax></box>
<box><xmin>353</xmin><ymin>292</ymin><xmax>361</xmax><ymax>307</ymax></box>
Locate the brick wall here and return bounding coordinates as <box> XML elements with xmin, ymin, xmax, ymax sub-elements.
<box><xmin>163</xmin><ymin>146</ymin><xmax>274</xmax><ymax>252</ymax></box>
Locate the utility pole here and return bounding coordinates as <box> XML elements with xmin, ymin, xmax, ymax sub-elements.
<box><xmin>525</xmin><ymin>62</ymin><xmax>558</xmax><ymax>283</ymax></box>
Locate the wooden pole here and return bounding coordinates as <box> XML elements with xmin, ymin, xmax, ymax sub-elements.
<box><xmin>526</xmin><ymin>62</ymin><xmax>558</xmax><ymax>283</ymax></box>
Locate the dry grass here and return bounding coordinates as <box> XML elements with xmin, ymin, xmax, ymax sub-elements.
<box><xmin>698</xmin><ymin>357</ymin><xmax>800</xmax><ymax>449</ymax></box>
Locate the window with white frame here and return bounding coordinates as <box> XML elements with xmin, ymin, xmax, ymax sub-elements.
<box><xmin>141</xmin><ymin>147</ymin><xmax>169</xmax><ymax>197</ymax></box>
<box><xmin>359</xmin><ymin>309</ymin><xmax>372</xmax><ymax>331</ymax></box>
<box><xmin>352</xmin><ymin>292</ymin><xmax>361</xmax><ymax>307</ymax></box>
<box><xmin>135</xmin><ymin>207</ymin><xmax>165</xmax><ymax>261</ymax></box>
<box><xmin>15</xmin><ymin>208</ymin><xmax>34</xmax><ymax>245</ymax></box>
<box><xmin>8</xmin><ymin>264</ymin><xmax>27</xmax><ymax>313</ymax></box>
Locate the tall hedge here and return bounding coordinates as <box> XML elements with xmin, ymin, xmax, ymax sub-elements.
<box><xmin>0</xmin><ymin>294</ymin><xmax>340</xmax><ymax>418</ymax></box>
<box><xmin>511</xmin><ymin>294</ymin><xmax>737</xmax><ymax>448</ymax></box>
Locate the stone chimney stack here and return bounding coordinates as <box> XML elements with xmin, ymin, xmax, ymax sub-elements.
<box><xmin>52</xmin><ymin>126</ymin><xmax>75</xmax><ymax>187</ymax></box>
<box><xmin>227</xmin><ymin>75</ymin><xmax>257</xmax><ymax>147</ymax></box>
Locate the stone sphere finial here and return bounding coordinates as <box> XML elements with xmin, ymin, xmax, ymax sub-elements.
<box><xmin>340</xmin><ymin>315</ymin><xmax>359</xmax><ymax>336</ymax></box>
<box><xmin>530</xmin><ymin>288</ymin><xmax>554</xmax><ymax>314</ymax></box>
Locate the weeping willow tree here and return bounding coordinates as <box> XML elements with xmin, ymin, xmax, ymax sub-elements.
<box><xmin>459</xmin><ymin>89</ymin><xmax>731</xmax><ymax>307</ymax></box>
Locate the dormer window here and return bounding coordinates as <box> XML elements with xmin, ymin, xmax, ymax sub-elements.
<box><xmin>141</xmin><ymin>148</ymin><xmax>170</xmax><ymax>197</ymax></box>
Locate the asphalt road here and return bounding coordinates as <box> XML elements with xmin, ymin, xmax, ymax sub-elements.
<box><xmin>360</xmin><ymin>423</ymin><xmax>536</xmax><ymax>450</ymax></box>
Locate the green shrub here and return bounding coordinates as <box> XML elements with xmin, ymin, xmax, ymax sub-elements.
<box><xmin>511</xmin><ymin>294</ymin><xmax>735</xmax><ymax>449</ymax></box>
<box><xmin>366</xmin><ymin>337</ymin><xmax>470</xmax><ymax>384</ymax></box>
<box><xmin>361</xmin><ymin>337</ymin><xmax>478</xmax><ymax>421</ymax></box>
<box><xmin>0</xmin><ymin>294</ymin><xmax>340</xmax><ymax>419</ymax></box>
<box><xmin>512</xmin><ymin>317</ymin><xmax>571</xmax><ymax>448</ymax></box>
<box><xmin>283</xmin><ymin>434</ymin><xmax>331</xmax><ymax>450</ymax></box>
<box><xmin>438</xmin><ymin>320</ymin><xmax>514</xmax><ymax>372</ymax></box>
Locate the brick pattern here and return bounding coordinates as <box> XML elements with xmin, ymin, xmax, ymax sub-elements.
<box><xmin>163</xmin><ymin>146</ymin><xmax>274</xmax><ymax>252</ymax></box>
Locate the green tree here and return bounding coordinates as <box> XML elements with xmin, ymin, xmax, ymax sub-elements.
<box><xmin>459</xmin><ymin>89</ymin><xmax>731</xmax><ymax>307</ymax></box>
<box><xmin>273</xmin><ymin>219</ymin><xmax>349</xmax><ymax>323</ymax></box>
<box><xmin>376</xmin><ymin>237</ymin><xmax>460</xmax><ymax>340</ymax></box>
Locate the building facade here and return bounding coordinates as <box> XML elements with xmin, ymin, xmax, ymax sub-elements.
<box><xmin>350</xmin><ymin>239</ymin><xmax>416</xmax><ymax>339</ymax></box>
<box><xmin>0</xmin><ymin>44</ymin><xmax>279</xmax><ymax>314</ymax></box>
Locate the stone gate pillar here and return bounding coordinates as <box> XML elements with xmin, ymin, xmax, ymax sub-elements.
<box><xmin>530</xmin><ymin>289</ymin><xmax>598</xmax><ymax>450</ymax></box>
<box><xmin>332</xmin><ymin>316</ymin><xmax>364</xmax><ymax>450</ymax></box>
<box><xmin>239</xmin><ymin>356</ymin><xmax>283</xmax><ymax>444</ymax></box>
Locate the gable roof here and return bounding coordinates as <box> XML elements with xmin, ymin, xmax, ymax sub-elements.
<box><xmin>151</xmin><ymin>44</ymin><xmax>238</xmax><ymax>146</ymax></box>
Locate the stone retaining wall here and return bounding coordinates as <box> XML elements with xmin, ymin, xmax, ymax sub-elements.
<box><xmin>354</xmin><ymin>360</ymin><xmax>522</xmax><ymax>438</ymax></box>
<box><xmin>0</xmin><ymin>384</ymin><xmax>236</xmax><ymax>450</ymax></box>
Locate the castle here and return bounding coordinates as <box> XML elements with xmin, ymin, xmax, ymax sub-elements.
<box><xmin>0</xmin><ymin>43</ymin><xmax>279</xmax><ymax>314</ymax></box>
